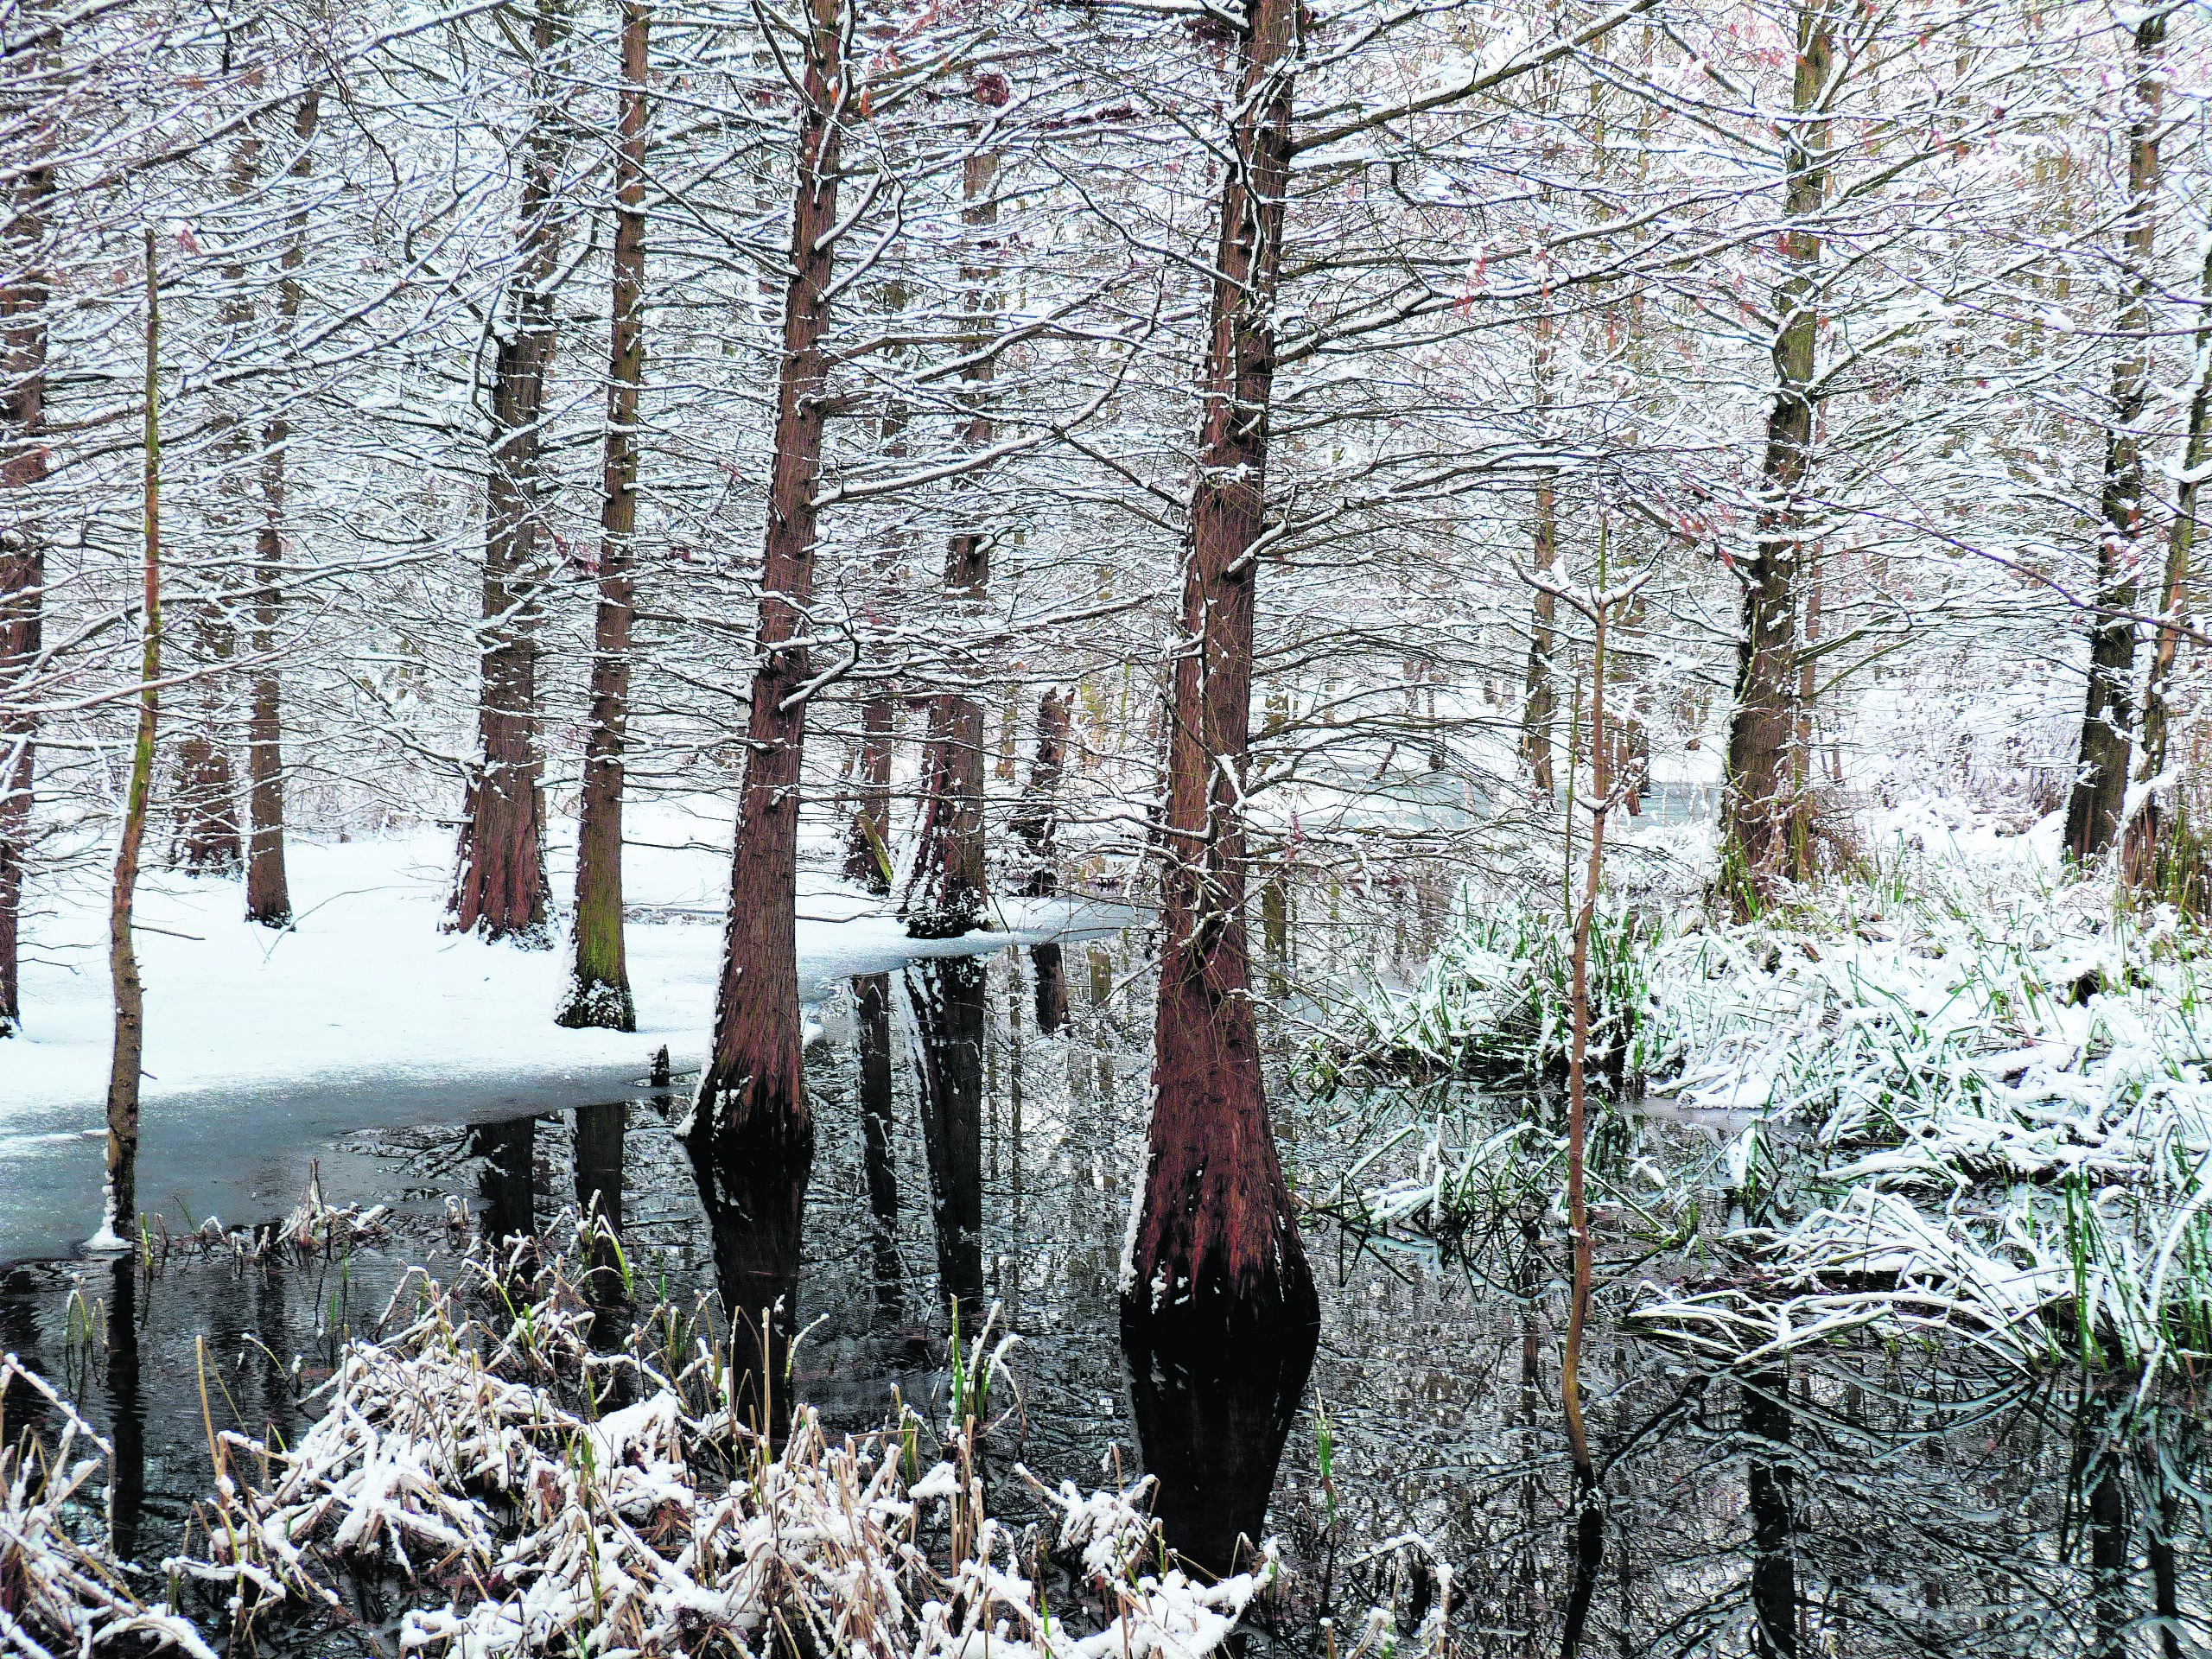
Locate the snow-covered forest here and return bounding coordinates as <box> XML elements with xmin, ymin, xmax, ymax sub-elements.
<box><xmin>1</xmin><ymin>0</ymin><xmax>2209</xmax><ymax>1652</ymax></box>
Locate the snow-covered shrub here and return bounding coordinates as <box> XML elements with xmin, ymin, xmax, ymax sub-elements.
<box><xmin>1309</xmin><ymin>902</ymin><xmax>1656</xmax><ymax>1091</ymax></box>
<box><xmin>174</xmin><ymin>1249</ymin><xmax>1276</xmax><ymax>1658</ymax></box>
<box><xmin>0</xmin><ymin>1357</ymin><xmax>215</xmax><ymax>1659</ymax></box>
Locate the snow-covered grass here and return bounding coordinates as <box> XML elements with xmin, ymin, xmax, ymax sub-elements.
<box><xmin>0</xmin><ymin>1355</ymin><xmax>214</xmax><ymax>1659</ymax></box>
<box><xmin>165</xmin><ymin>1235</ymin><xmax>1287</xmax><ymax>1659</ymax></box>
<box><xmin>1319</xmin><ymin>803</ymin><xmax>2212</xmax><ymax>1385</ymax></box>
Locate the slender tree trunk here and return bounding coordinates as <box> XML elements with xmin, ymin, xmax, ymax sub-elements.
<box><xmin>104</xmin><ymin>231</ymin><xmax>163</xmax><ymax>1245</ymax></box>
<box><xmin>450</xmin><ymin>0</ymin><xmax>569</xmax><ymax>943</ymax></box>
<box><xmin>2065</xmin><ymin>10</ymin><xmax>2168</xmax><ymax>862</ymax></box>
<box><xmin>1009</xmin><ymin>685</ymin><xmax>1070</xmax><ymax>896</ymax></box>
<box><xmin>2122</xmin><ymin>208</ymin><xmax>2212</xmax><ymax>893</ymax></box>
<box><xmin>1720</xmin><ymin>4</ymin><xmax>1831</xmax><ymax>912</ymax></box>
<box><xmin>1522</xmin><ymin>353</ymin><xmax>1559</xmax><ymax>793</ymax></box>
<box><xmin>0</xmin><ymin>7</ymin><xmax>56</xmax><ymax>1035</ymax></box>
<box><xmin>844</xmin><ymin>688</ymin><xmax>895</xmax><ymax>891</ymax></box>
<box><xmin>692</xmin><ymin>0</ymin><xmax>850</xmax><ymax>1143</ymax></box>
<box><xmin>906</xmin><ymin>134</ymin><xmax>1002</xmax><ymax>938</ymax></box>
<box><xmin>561</xmin><ymin>2</ymin><xmax>650</xmax><ymax>1030</ymax></box>
<box><xmin>1123</xmin><ymin>0</ymin><xmax>1316</xmax><ymax>1351</ymax></box>
<box><xmin>1560</xmin><ymin>572</ymin><xmax>1617</xmax><ymax>1659</ymax></box>
<box><xmin>245</xmin><ymin>86</ymin><xmax>320</xmax><ymax>929</ymax></box>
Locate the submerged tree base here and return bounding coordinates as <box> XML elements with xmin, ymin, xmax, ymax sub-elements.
<box><xmin>1122</xmin><ymin>1302</ymin><xmax>1318</xmax><ymax>1579</ymax></box>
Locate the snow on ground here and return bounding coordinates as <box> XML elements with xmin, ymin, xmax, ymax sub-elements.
<box><xmin>0</xmin><ymin>798</ymin><xmax>1130</xmax><ymax>1261</ymax></box>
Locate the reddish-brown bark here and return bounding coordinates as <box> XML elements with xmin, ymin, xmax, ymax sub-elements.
<box><xmin>246</xmin><ymin>86</ymin><xmax>321</xmax><ymax>930</ymax></box>
<box><xmin>1123</xmin><ymin>0</ymin><xmax>1316</xmax><ymax>1350</ymax></box>
<box><xmin>561</xmin><ymin>3</ymin><xmax>650</xmax><ymax>1031</ymax></box>
<box><xmin>451</xmin><ymin>0</ymin><xmax>568</xmax><ymax>944</ymax></box>
<box><xmin>0</xmin><ymin>10</ymin><xmax>55</xmax><ymax>1036</ymax></box>
<box><xmin>694</xmin><ymin>0</ymin><xmax>850</xmax><ymax>1139</ymax></box>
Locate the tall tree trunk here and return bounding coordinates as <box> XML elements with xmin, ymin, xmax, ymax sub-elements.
<box><xmin>906</xmin><ymin>132</ymin><xmax>1002</xmax><ymax>938</ymax></box>
<box><xmin>245</xmin><ymin>86</ymin><xmax>321</xmax><ymax>929</ymax></box>
<box><xmin>104</xmin><ymin>231</ymin><xmax>163</xmax><ymax>1246</ymax></box>
<box><xmin>2064</xmin><ymin>10</ymin><xmax>2167</xmax><ymax>862</ymax></box>
<box><xmin>1521</xmin><ymin>315</ymin><xmax>1559</xmax><ymax>795</ymax></box>
<box><xmin>1009</xmin><ymin>685</ymin><xmax>1070</xmax><ymax>896</ymax></box>
<box><xmin>843</xmin><ymin>688</ymin><xmax>895</xmax><ymax>891</ymax></box>
<box><xmin>561</xmin><ymin>1</ymin><xmax>650</xmax><ymax>1030</ymax></box>
<box><xmin>1719</xmin><ymin>3</ymin><xmax>1831</xmax><ymax>912</ymax></box>
<box><xmin>450</xmin><ymin>0</ymin><xmax>570</xmax><ymax>944</ymax></box>
<box><xmin>2122</xmin><ymin>206</ymin><xmax>2211</xmax><ymax>893</ymax></box>
<box><xmin>692</xmin><ymin>0</ymin><xmax>850</xmax><ymax>1143</ymax></box>
<box><xmin>1122</xmin><ymin>0</ymin><xmax>1316</xmax><ymax>1351</ymax></box>
<box><xmin>173</xmin><ymin>99</ymin><xmax>270</xmax><ymax>878</ymax></box>
<box><xmin>0</xmin><ymin>5</ymin><xmax>56</xmax><ymax>1036</ymax></box>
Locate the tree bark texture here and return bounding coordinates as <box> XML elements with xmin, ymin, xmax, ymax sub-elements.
<box><xmin>1009</xmin><ymin>685</ymin><xmax>1071</xmax><ymax>896</ymax></box>
<box><xmin>246</xmin><ymin>86</ymin><xmax>321</xmax><ymax>929</ymax></box>
<box><xmin>450</xmin><ymin>0</ymin><xmax>570</xmax><ymax>944</ymax></box>
<box><xmin>0</xmin><ymin>8</ymin><xmax>55</xmax><ymax>1035</ymax></box>
<box><xmin>1123</xmin><ymin>0</ymin><xmax>1317</xmax><ymax>1351</ymax></box>
<box><xmin>843</xmin><ymin>688</ymin><xmax>895</xmax><ymax>892</ymax></box>
<box><xmin>1720</xmin><ymin>4</ymin><xmax>1830</xmax><ymax>912</ymax></box>
<box><xmin>694</xmin><ymin>0</ymin><xmax>849</xmax><ymax>1140</ymax></box>
<box><xmin>2122</xmin><ymin>203</ymin><xmax>2210</xmax><ymax>893</ymax></box>
<box><xmin>105</xmin><ymin>230</ymin><xmax>163</xmax><ymax>1243</ymax></box>
<box><xmin>562</xmin><ymin>2</ymin><xmax>650</xmax><ymax>1030</ymax></box>
<box><xmin>906</xmin><ymin>138</ymin><xmax>1001</xmax><ymax>938</ymax></box>
<box><xmin>2064</xmin><ymin>10</ymin><xmax>2167</xmax><ymax>862</ymax></box>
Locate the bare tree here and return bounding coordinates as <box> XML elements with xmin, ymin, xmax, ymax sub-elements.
<box><xmin>449</xmin><ymin>0</ymin><xmax>574</xmax><ymax>943</ymax></box>
<box><xmin>560</xmin><ymin>0</ymin><xmax>650</xmax><ymax>1030</ymax></box>
<box><xmin>1122</xmin><ymin>0</ymin><xmax>1318</xmax><ymax>1350</ymax></box>
<box><xmin>2064</xmin><ymin>5</ymin><xmax>2171</xmax><ymax>862</ymax></box>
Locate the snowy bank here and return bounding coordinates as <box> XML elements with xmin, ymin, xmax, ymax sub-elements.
<box><xmin>0</xmin><ymin>802</ymin><xmax>1131</xmax><ymax>1262</ymax></box>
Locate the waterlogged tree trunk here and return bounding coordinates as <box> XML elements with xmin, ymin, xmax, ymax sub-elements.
<box><xmin>0</xmin><ymin>9</ymin><xmax>56</xmax><ymax>1036</ymax></box>
<box><xmin>2064</xmin><ymin>10</ymin><xmax>2167</xmax><ymax>863</ymax></box>
<box><xmin>1123</xmin><ymin>0</ymin><xmax>1316</xmax><ymax>1353</ymax></box>
<box><xmin>450</xmin><ymin>0</ymin><xmax>569</xmax><ymax>944</ymax></box>
<box><xmin>906</xmin><ymin>135</ymin><xmax>1002</xmax><ymax>939</ymax></box>
<box><xmin>1008</xmin><ymin>685</ymin><xmax>1070</xmax><ymax>896</ymax></box>
<box><xmin>245</xmin><ymin>86</ymin><xmax>319</xmax><ymax>929</ymax></box>
<box><xmin>1719</xmin><ymin>4</ymin><xmax>1831</xmax><ymax>912</ymax></box>
<box><xmin>693</xmin><ymin>0</ymin><xmax>850</xmax><ymax>1144</ymax></box>
<box><xmin>561</xmin><ymin>2</ymin><xmax>650</xmax><ymax>1031</ymax></box>
<box><xmin>2122</xmin><ymin>209</ymin><xmax>2211</xmax><ymax>893</ymax></box>
<box><xmin>104</xmin><ymin>232</ymin><xmax>163</xmax><ymax>1246</ymax></box>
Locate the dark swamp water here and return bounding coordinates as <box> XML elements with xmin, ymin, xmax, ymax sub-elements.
<box><xmin>3</xmin><ymin>922</ymin><xmax>2208</xmax><ymax>1656</ymax></box>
